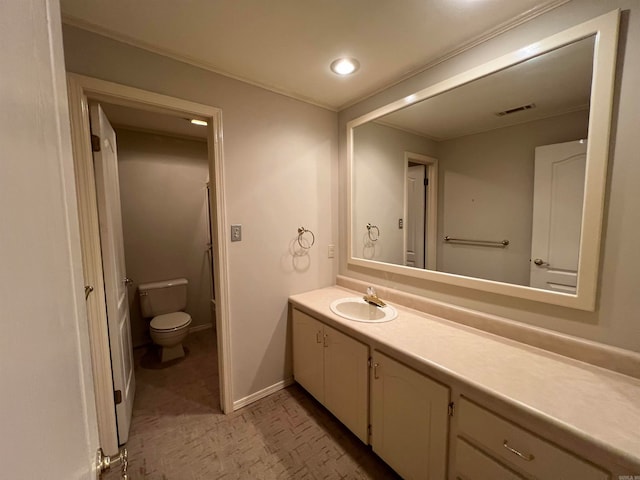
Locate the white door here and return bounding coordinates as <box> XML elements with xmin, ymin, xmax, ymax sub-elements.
<box><xmin>90</xmin><ymin>103</ymin><xmax>136</xmax><ymax>444</ymax></box>
<box><xmin>530</xmin><ymin>140</ymin><xmax>587</xmax><ymax>294</ymax></box>
<box><xmin>406</xmin><ymin>165</ymin><xmax>426</xmax><ymax>268</ymax></box>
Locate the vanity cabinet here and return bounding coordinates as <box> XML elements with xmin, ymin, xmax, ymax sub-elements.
<box><xmin>293</xmin><ymin>308</ymin><xmax>450</xmax><ymax>478</ymax></box>
<box><xmin>292</xmin><ymin>309</ymin><xmax>369</xmax><ymax>442</ymax></box>
<box><xmin>454</xmin><ymin>397</ymin><xmax>609</xmax><ymax>480</ymax></box>
<box><xmin>290</xmin><ymin>287</ymin><xmax>639</xmax><ymax>479</ymax></box>
<box><xmin>370</xmin><ymin>350</ymin><xmax>450</xmax><ymax>480</ymax></box>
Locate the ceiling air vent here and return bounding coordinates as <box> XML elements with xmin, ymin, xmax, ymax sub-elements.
<box><xmin>495</xmin><ymin>103</ymin><xmax>536</xmax><ymax>117</ymax></box>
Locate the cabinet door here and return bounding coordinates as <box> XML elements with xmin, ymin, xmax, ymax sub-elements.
<box><xmin>324</xmin><ymin>324</ymin><xmax>369</xmax><ymax>443</ymax></box>
<box><xmin>371</xmin><ymin>350</ymin><xmax>449</xmax><ymax>480</ymax></box>
<box><xmin>292</xmin><ymin>309</ymin><xmax>325</xmax><ymax>402</ymax></box>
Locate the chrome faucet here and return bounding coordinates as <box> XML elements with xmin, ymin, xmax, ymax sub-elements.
<box><xmin>363</xmin><ymin>286</ymin><xmax>386</xmax><ymax>308</ymax></box>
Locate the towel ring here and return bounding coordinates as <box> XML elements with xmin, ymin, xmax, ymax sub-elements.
<box><xmin>297</xmin><ymin>227</ymin><xmax>315</xmax><ymax>249</ymax></box>
<box><xmin>367</xmin><ymin>223</ymin><xmax>380</xmax><ymax>242</ymax></box>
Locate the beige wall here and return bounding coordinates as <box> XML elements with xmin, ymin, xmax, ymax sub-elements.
<box><xmin>437</xmin><ymin>110</ymin><xmax>589</xmax><ymax>285</ymax></box>
<box><xmin>62</xmin><ymin>25</ymin><xmax>338</xmax><ymax>403</ymax></box>
<box><xmin>352</xmin><ymin>122</ymin><xmax>437</xmax><ymax>265</ymax></box>
<box><xmin>1</xmin><ymin>0</ymin><xmax>98</xmax><ymax>476</ymax></box>
<box><xmin>115</xmin><ymin>129</ymin><xmax>212</xmax><ymax>346</ymax></box>
<box><xmin>339</xmin><ymin>0</ymin><xmax>640</xmax><ymax>353</ymax></box>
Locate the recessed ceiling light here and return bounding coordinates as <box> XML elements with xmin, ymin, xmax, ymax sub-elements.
<box><xmin>190</xmin><ymin>119</ymin><xmax>208</xmax><ymax>126</ymax></box>
<box><xmin>330</xmin><ymin>58</ymin><xmax>360</xmax><ymax>76</ymax></box>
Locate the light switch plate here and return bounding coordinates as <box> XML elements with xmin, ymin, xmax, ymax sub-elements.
<box><xmin>231</xmin><ymin>224</ymin><xmax>242</xmax><ymax>242</ymax></box>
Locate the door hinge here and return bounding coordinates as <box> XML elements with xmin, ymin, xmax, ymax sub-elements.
<box><xmin>448</xmin><ymin>401</ymin><xmax>455</xmax><ymax>417</ymax></box>
<box><xmin>96</xmin><ymin>447</ymin><xmax>128</xmax><ymax>478</ymax></box>
<box><xmin>424</xmin><ymin>177</ymin><xmax>429</xmax><ymax>186</ymax></box>
<box><xmin>91</xmin><ymin>134</ymin><xmax>101</xmax><ymax>152</ymax></box>
<box><xmin>367</xmin><ymin>357</ymin><xmax>372</xmax><ymax>368</ymax></box>
<box><xmin>114</xmin><ymin>390</ymin><xmax>122</xmax><ymax>405</ymax></box>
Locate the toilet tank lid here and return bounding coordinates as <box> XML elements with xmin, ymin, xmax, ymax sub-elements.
<box><xmin>138</xmin><ymin>278</ymin><xmax>188</xmax><ymax>291</ymax></box>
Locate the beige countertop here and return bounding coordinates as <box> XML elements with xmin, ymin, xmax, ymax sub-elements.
<box><xmin>289</xmin><ymin>285</ymin><xmax>640</xmax><ymax>469</ymax></box>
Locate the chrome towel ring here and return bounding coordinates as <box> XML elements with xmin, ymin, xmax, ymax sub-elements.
<box><xmin>367</xmin><ymin>223</ymin><xmax>380</xmax><ymax>242</ymax></box>
<box><xmin>297</xmin><ymin>227</ymin><xmax>315</xmax><ymax>249</ymax></box>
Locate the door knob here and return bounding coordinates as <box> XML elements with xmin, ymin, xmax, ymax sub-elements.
<box><xmin>533</xmin><ymin>258</ymin><xmax>549</xmax><ymax>266</ymax></box>
<box><xmin>124</xmin><ymin>278</ymin><xmax>134</xmax><ymax>286</ymax></box>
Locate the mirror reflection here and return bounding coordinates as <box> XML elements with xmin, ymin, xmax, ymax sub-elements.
<box><xmin>352</xmin><ymin>35</ymin><xmax>595</xmax><ymax>293</ymax></box>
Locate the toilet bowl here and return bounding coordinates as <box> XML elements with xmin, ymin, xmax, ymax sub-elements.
<box><xmin>138</xmin><ymin>278</ymin><xmax>192</xmax><ymax>362</ymax></box>
<box><xmin>149</xmin><ymin>311</ymin><xmax>192</xmax><ymax>362</ymax></box>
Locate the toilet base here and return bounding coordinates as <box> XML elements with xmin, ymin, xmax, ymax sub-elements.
<box><xmin>158</xmin><ymin>343</ymin><xmax>185</xmax><ymax>362</ymax></box>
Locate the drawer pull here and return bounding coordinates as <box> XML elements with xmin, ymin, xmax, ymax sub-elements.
<box><xmin>373</xmin><ymin>362</ymin><xmax>380</xmax><ymax>379</ymax></box>
<box><xmin>503</xmin><ymin>440</ymin><xmax>535</xmax><ymax>461</ymax></box>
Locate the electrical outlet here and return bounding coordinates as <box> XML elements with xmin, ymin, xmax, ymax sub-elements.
<box><xmin>231</xmin><ymin>224</ymin><xmax>242</xmax><ymax>242</ymax></box>
<box><xmin>398</xmin><ymin>218</ymin><xmax>403</xmax><ymax>229</ymax></box>
<box><xmin>328</xmin><ymin>244</ymin><xmax>335</xmax><ymax>258</ymax></box>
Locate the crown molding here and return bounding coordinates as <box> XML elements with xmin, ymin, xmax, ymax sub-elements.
<box><xmin>337</xmin><ymin>0</ymin><xmax>571</xmax><ymax>111</ymax></box>
<box><xmin>62</xmin><ymin>14</ymin><xmax>338</xmax><ymax>112</ymax></box>
<box><xmin>62</xmin><ymin>0</ymin><xmax>570</xmax><ymax>113</ymax></box>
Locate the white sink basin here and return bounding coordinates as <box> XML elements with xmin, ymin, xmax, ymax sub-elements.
<box><xmin>330</xmin><ymin>297</ymin><xmax>397</xmax><ymax>323</ymax></box>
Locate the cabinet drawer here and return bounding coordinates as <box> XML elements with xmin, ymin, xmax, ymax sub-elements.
<box><xmin>456</xmin><ymin>437</ymin><xmax>524</xmax><ymax>480</ymax></box>
<box><xmin>458</xmin><ymin>398</ymin><xmax>609</xmax><ymax>480</ymax></box>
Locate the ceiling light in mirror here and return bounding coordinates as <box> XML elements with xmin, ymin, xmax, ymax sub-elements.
<box><xmin>331</xmin><ymin>58</ymin><xmax>360</xmax><ymax>75</ymax></box>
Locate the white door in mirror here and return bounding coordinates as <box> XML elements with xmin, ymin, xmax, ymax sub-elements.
<box><xmin>330</xmin><ymin>297</ymin><xmax>397</xmax><ymax>322</ymax></box>
<box><xmin>530</xmin><ymin>140</ymin><xmax>586</xmax><ymax>294</ymax></box>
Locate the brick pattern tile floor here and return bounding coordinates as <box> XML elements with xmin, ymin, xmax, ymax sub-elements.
<box><xmin>105</xmin><ymin>330</ymin><xmax>400</xmax><ymax>479</ymax></box>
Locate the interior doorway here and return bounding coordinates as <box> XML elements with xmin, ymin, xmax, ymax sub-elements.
<box><xmin>67</xmin><ymin>74</ymin><xmax>232</xmax><ymax>456</ymax></box>
<box><xmin>403</xmin><ymin>152</ymin><xmax>438</xmax><ymax>270</ymax></box>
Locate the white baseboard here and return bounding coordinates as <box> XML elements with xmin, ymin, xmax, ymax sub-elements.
<box><xmin>189</xmin><ymin>323</ymin><xmax>213</xmax><ymax>333</ymax></box>
<box><xmin>233</xmin><ymin>378</ymin><xmax>294</xmax><ymax>411</ymax></box>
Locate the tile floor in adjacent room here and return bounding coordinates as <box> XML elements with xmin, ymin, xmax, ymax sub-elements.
<box><xmin>106</xmin><ymin>329</ymin><xmax>400</xmax><ymax>479</ymax></box>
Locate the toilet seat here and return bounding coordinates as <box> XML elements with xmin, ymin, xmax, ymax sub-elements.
<box><xmin>150</xmin><ymin>312</ymin><xmax>192</xmax><ymax>332</ymax></box>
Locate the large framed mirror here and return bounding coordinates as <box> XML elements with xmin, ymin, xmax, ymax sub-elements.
<box><xmin>347</xmin><ymin>10</ymin><xmax>620</xmax><ymax>311</ymax></box>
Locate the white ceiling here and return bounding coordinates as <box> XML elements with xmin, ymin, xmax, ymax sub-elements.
<box><xmin>379</xmin><ymin>34</ymin><xmax>594</xmax><ymax>140</ymax></box>
<box><xmin>100</xmin><ymin>103</ymin><xmax>208</xmax><ymax>140</ymax></box>
<box><xmin>60</xmin><ymin>0</ymin><xmax>563</xmax><ymax>110</ymax></box>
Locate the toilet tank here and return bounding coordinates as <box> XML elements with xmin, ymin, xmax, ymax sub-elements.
<box><xmin>138</xmin><ymin>278</ymin><xmax>188</xmax><ymax>317</ymax></box>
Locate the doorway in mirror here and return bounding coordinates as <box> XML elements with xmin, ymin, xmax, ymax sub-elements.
<box><xmin>404</xmin><ymin>153</ymin><xmax>438</xmax><ymax>270</ymax></box>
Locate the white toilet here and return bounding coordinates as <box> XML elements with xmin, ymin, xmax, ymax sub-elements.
<box><xmin>138</xmin><ymin>278</ymin><xmax>192</xmax><ymax>362</ymax></box>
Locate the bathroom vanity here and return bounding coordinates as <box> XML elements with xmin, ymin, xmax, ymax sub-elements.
<box><xmin>290</xmin><ymin>10</ymin><xmax>640</xmax><ymax>479</ymax></box>
<box><xmin>289</xmin><ymin>283</ymin><xmax>640</xmax><ymax>479</ymax></box>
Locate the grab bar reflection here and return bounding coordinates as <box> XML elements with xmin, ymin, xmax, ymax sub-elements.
<box><xmin>444</xmin><ymin>236</ymin><xmax>509</xmax><ymax>247</ymax></box>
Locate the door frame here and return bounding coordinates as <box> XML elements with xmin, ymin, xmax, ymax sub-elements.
<box><xmin>403</xmin><ymin>152</ymin><xmax>438</xmax><ymax>270</ymax></box>
<box><xmin>67</xmin><ymin>73</ymin><xmax>233</xmax><ymax>455</ymax></box>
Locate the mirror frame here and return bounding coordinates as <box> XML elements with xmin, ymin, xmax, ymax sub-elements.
<box><xmin>347</xmin><ymin>10</ymin><xmax>620</xmax><ymax>311</ymax></box>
